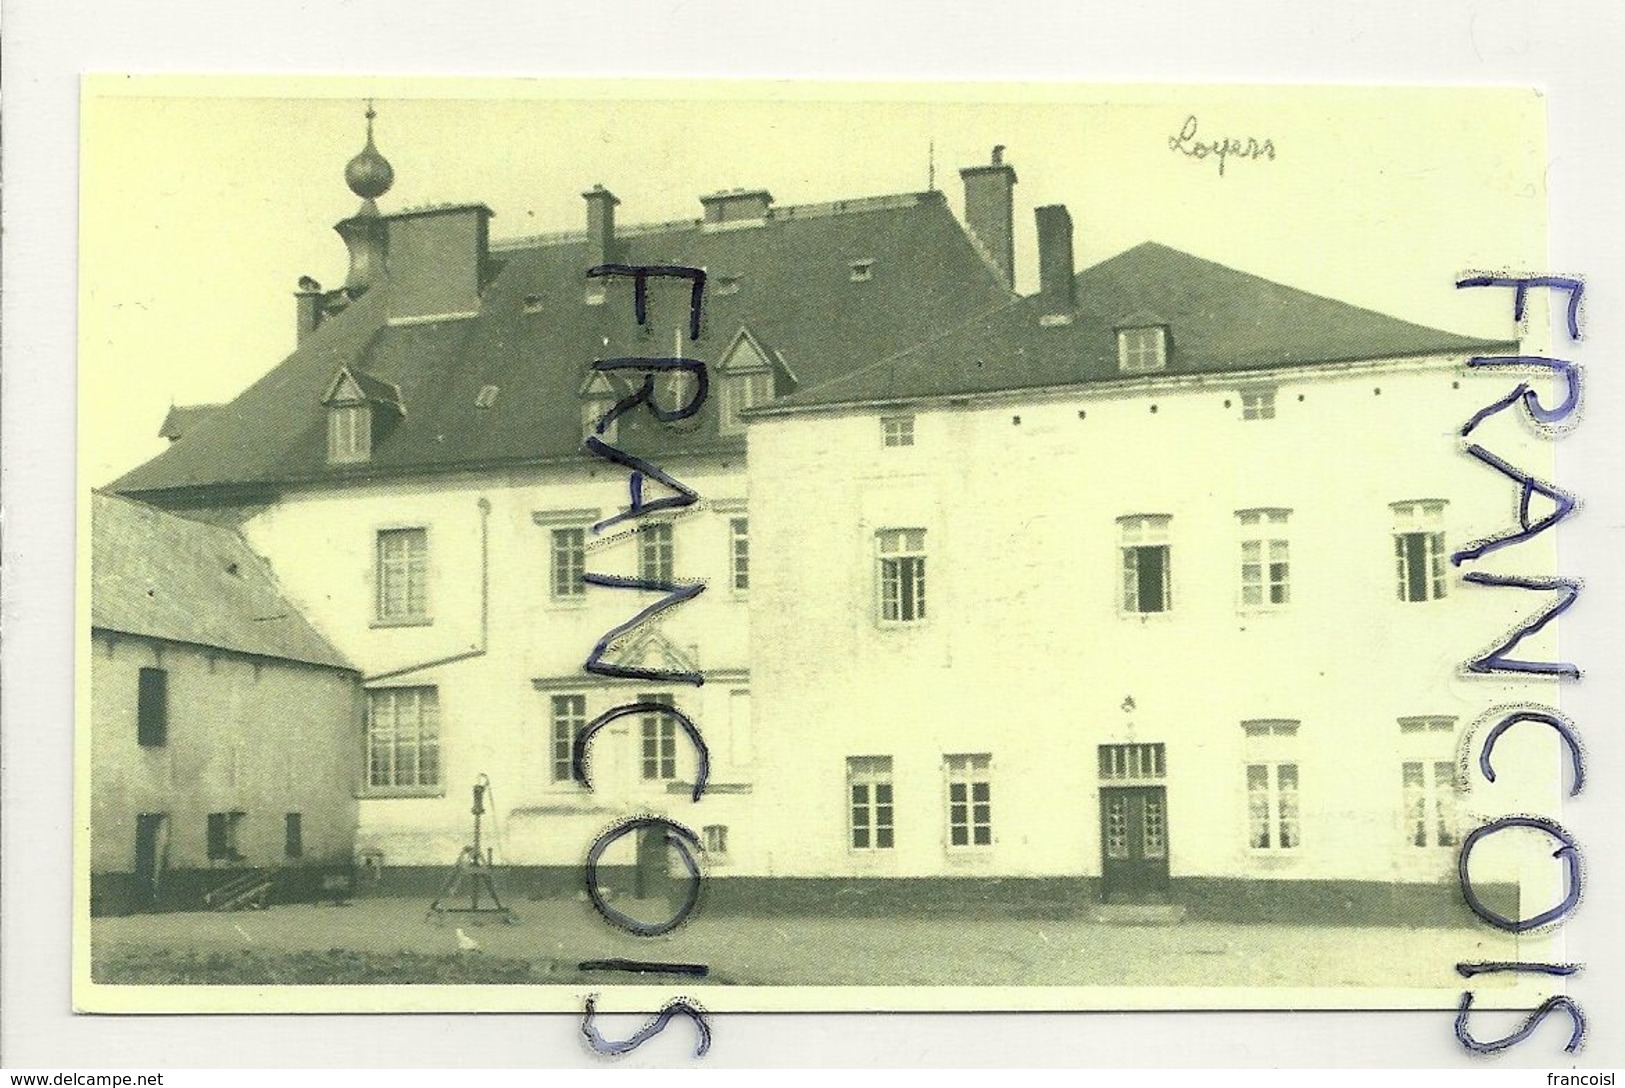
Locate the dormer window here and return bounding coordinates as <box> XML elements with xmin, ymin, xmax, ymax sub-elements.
<box><xmin>715</xmin><ymin>274</ymin><xmax>742</xmax><ymax>296</ymax></box>
<box><xmin>1117</xmin><ymin>327</ymin><xmax>1167</xmax><ymax>374</ymax></box>
<box><xmin>580</xmin><ymin>371</ymin><xmax>619</xmax><ymax>443</ymax></box>
<box><xmin>717</xmin><ymin>327</ymin><xmax>795</xmax><ymax>436</ymax></box>
<box><xmin>849</xmin><ymin>259</ymin><xmax>876</xmax><ymax>283</ymax></box>
<box><xmin>328</xmin><ymin>402</ymin><xmax>372</xmax><ymax>463</ymax></box>
<box><xmin>322</xmin><ymin>365</ymin><xmax>403</xmax><ymax>466</ymax></box>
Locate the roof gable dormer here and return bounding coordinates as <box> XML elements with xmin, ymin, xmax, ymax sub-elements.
<box><xmin>322</xmin><ymin>365</ymin><xmax>404</xmax><ymax>465</ymax></box>
<box><xmin>718</xmin><ymin>326</ymin><xmax>798</xmax><ymax>435</ymax></box>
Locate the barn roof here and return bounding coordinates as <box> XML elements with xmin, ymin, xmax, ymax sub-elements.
<box><xmin>91</xmin><ymin>491</ymin><xmax>353</xmax><ymax>671</ymax></box>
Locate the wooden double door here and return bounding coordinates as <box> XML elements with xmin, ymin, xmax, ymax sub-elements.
<box><xmin>1099</xmin><ymin>786</ymin><xmax>1170</xmax><ymax>903</ymax></box>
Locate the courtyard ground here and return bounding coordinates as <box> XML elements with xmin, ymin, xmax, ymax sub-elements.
<box><xmin>90</xmin><ymin>893</ymin><xmax>1529</xmax><ymax>989</ymax></box>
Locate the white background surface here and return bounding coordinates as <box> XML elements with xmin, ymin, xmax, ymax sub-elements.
<box><xmin>4</xmin><ymin>0</ymin><xmax>1623</xmax><ymax>1069</ymax></box>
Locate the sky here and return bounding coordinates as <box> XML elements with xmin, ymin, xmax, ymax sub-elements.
<box><xmin>79</xmin><ymin>79</ymin><xmax>1548</xmax><ymax>486</ymax></box>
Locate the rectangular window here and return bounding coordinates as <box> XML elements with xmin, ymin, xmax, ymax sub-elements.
<box><xmin>1119</xmin><ymin>515</ymin><xmax>1171</xmax><ymax>613</ymax></box>
<box><xmin>639</xmin><ymin>523</ymin><xmax>674</xmax><ymax>584</ymax></box>
<box><xmin>847</xmin><ymin>756</ymin><xmax>895</xmax><ymax>850</ymax></box>
<box><xmin>1117</xmin><ymin>327</ymin><xmax>1167</xmax><ymax>374</ymax></box>
<box><xmin>1238</xmin><ymin>509</ymin><xmax>1291</xmax><ymax>608</ymax></box>
<box><xmin>881</xmin><ymin>415</ymin><xmax>915</xmax><ymax>448</ymax></box>
<box><xmin>137</xmin><ymin>666</ymin><xmax>168</xmax><ymax>747</ymax></box>
<box><xmin>730</xmin><ymin>517</ymin><xmax>750</xmax><ymax>592</ymax></box>
<box><xmin>1240</xmin><ymin>387</ymin><xmax>1277</xmax><ymax>420</ymax></box>
<box><xmin>946</xmin><ymin>753</ymin><xmax>993</xmax><ymax>848</ymax></box>
<box><xmin>284</xmin><ymin>813</ymin><xmax>304</xmax><ymax>859</ymax></box>
<box><xmin>721</xmin><ymin>370</ymin><xmax>774</xmax><ymax>434</ymax></box>
<box><xmin>376</xmin><ymin>527</ymin><xmax>429</xmax><ymax>622</ymax></box>
<box><xmin>704</xmin><ymin>824</ymin><xmax>729</xmax><ymax>855</ymax></box>
<box><xmin>550</xmin><ymin>694</ymin><xmax>587</xmax><ymax>784</ymax></box>
<box><xmin>328</xmin><ymin>403</ymin><xmax>370</xmax><ymax>463</ymax></box>
<box><xmin>550</xmin><ymin>527</ymin><xmax>586</xmax><ymax>600</ymax></box>
<box><xmin>1243</xmin><ymin>719</ymin><xmax>1300</xmax><ymax>851</ymax></box>
<box><xmin>582</xmin><ymin>399</ymin><xmax>618</xmax><ymax>443</ymax></box>
<box><xmin>367</xmin><ymin>687</ymin><xmax>441</xmax><ymax>790</ymax></box>
<box><xmin>207</xmin><ymin>811</ymin><xmax>245</xmax><ymax>862</ymax></box>
<box><xmin>877</xmin><ymin>528</ymin><xmax>927</xmax><ymax>623</ymax></box>
<box><xmin>1393</xmin><ymin>501</ymin><xmax>1448</xmax><ymax>602</ymax></box>
<box><xmin>1098</xmin><ymin>743</ymin><xmax>1167</xmax><ymax>780</ymax></box>
<box><xmin>1402</xmin><ymin>761</ymin><xmax>1459</xmax><ymax>848</ymax></box>
<box><xmin>1399</xmin><ymin>716</ymin><xmax>1459</xmax><ymax>848</ymax></box>
<box><xmin>640</xmin><ymin>693</ymin><xmax>677</xmax><ymax>781</ymax></box>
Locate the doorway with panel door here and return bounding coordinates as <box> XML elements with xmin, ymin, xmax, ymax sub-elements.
<box><xmin>1098</xmin><ymin>744</ymin><xmax>1170</xmax><ymax>903</ymax></box>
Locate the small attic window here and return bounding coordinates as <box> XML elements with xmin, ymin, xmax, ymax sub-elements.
<box><xmin>849</xmin><ymin>259</ymin><xmax>876</xmax><ymax>283</ymax></box>
<box><xmin>523</xmin><ymin>294</ymin><xmax>545</xmax><ymax>314</ymax></box>
<box><xmin>715</xmin><ymin>275</ymin><xmax>742</xmax><ymax>296</ymax></box>
<box><xmin>1117</xmin><ymin>327</ymin><xmax>1168</xmax><ymax>375</ymax></box>
<box><xmin>475</xmin><ymin>384</ymin><xmax>500</xmax><ymax>409</ymax></box>
<box><xmin>328</xmin><ymin>403</ymin><xmax>372</xmax><ymax>464</ymax></box>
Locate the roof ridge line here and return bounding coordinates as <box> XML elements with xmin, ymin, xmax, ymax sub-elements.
<box><xmin>489</xmin><ymin>190</ymin><xmax>936</xmax><ymax>253</ymax></box>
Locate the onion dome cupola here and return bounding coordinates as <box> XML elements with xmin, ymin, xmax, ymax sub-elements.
<box><xmin>345</xmin><ymin>102</ymin><xmax>395</xmax><ymax>208</ymax></box>
<box><xmin>335</xmin><ymin>101</ymin><xmax>394</xmax><ymax>296</ymax></box>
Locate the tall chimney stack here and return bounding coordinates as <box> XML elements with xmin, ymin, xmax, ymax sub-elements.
<box><xmin>583</xmin><ymin>185</ymin><xmax>620</xmax><ymax>270</ymax></box>
<box><xmin>960</xmin><ymin>145</ymin><xmax>1018</xmax><ymax>289</ymax></box>
<box><xmin>1035</xmin><ymin>204</ymin><xmax>1076</xmax><ymax>321</ymax></box>
<box><xmin>294</xmin><ymin>276</ymin><xmax>325</xmax><ymax>343</ymax></box>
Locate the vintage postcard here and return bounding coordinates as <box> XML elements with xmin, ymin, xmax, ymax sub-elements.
<box><xmin>76</xmin><ymin>78</ymin><xmax>1580</xmax><ymax>1029</ymax></box>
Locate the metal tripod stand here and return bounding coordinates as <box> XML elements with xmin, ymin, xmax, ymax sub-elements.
<box><xmin>428</xmin><ymin>773</ymin><xmax>514</xmax><ymax>922</ymax></box>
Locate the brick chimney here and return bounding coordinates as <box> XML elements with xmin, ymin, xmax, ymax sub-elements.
<box><xmin>699</xmin><ymin>189</ymin><xmax>773</xmax><ymax>230</ymax></box>
<box><xmin>294</xmin><ymin>276</ymin><xmax>325</xmax><ymax>343</ymax></box>
<box><xmin>960</xmin><ymin>145</ymin><xmax>1018</xmax><ymax>289</ymax></box>
<box><xmin>1035</xmin><ymin>204</ymin><xmax>1076</xmax><ymax>322</ymax></box>
<box><xmin>383</xmin><ymin>204</ymin><xmax>494</xmax><ymax>321</ymax></box>
<box><xmin>583</xmin><ymin>185</ymin><xmax>620</xmax><ymax>269</ymax></box>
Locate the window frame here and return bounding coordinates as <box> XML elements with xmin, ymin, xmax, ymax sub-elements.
<box><xmin>639</xmin><ymin>693</ymin><xmax>679</xmax><ymax>783</ymax></box>
<box><xmin>1118</xmin><ymin>514</ymin><xmax>1172</xmax><ymax>615</ymax></box>
<box><xmin>1237</xmin><ymin>508</ymin><xmax>1291</xmax><ymax>611</ymax></box>
<box><xmin>1242</xmin><ymin>720</ymin><xmax>1301</xmax><ymax>854</ymax></box>
<box><xmin>639</xmin><ymin>522</ymin><xmax>675</xmax><ymax>584</ymax></box>
<box><xmin>876</xmin><ymin>528</ymin><xmax>928</xmax><ymax>625</ymax></box>
<box><xmin>206</xmin><ymin>810</ymin><xmax>247</xmax><ymax>863</ymax></box>
<box><xmin>719</xmin><ymin>368</ymin><xmax>774</xmax><ymax>436</ymax></box>
<box><xmin>944</xmin><ymin>752</ymin><xmax>994</xmax><ymax>851</ymax></box>
<box><xmin>881</xmin><ymin>415</ymin><xmax>916</xmax><ymax>448</ymax></box>
<box><xmin>365</xmin><ymin>686</ymin><xmax>444</xmax><ymax>796</ymax></box>
<box><xmin>1392</xmin><ymin>500</ymin><xmax>1449</xmax><ymax>603</ymax></box>
<box><xmin>374</xmin><ymin>526</ymin><xmax>431</xmax><ymax>626</ymax></box>
<box><xmin>1239</xmin><ymin>386</ymin><xmax>1277</xmax><ymax>421</ymax></box>
<box><xmin>846</xmin><ymin>755</ymin><xmax>896</xmax><ymax>852</ymax></box>
<box><xmin>137</xmin><ymin>666</ymin><xmax>168</xmax><ymax>748</ymax></box>
<box><xmin>1116</xmin><ymin>326</ymin><xmax>1168</xmax><ymax>374</ymax></box>
<box><xmin>549</xmin><ymin>693</ymin><xmax>588</xmax><ymax>786</ymax></box>
<box><xmin>327</xmin><ymin>401</ymin><xmax>372</xmax><ymax>464</ymax></box>
<box><xmin>729</xmin><ymin>516</ymin><xmax>750</xmax><ymax>595</ymax></box>
<box><xmin>1398</xmin><ymin>716</ymin><xmax>1461</xmax><ymax>849</ymax></box>
<box><xmin>284</xmin><ymin>812</ymin><xmax>304</xmax><ymax>859</ymax></box>
<box><xmin>549</xmin><ymin>525</ymin><xmax>588</xmax><ymax>603</ymax></box>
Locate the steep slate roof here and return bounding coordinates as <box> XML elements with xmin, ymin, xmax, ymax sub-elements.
<box><xmin>766</xmin><ymin>242</ymin><xmax>1516</xmax><ymax>411</ymax></box>
<box><xmin>111</xmin><ymin>190</ymin><xmax>1011</xmax><ymax>500</ymax></box>
<box><xmin>156</xmin><ymin>404</ymin><xmax>222</xmax><ymax>441</ymax></box>
<box><xmin>91</xmin><ymin>491</ymin><xmax>353</xmax><ymax>671</ymax></box>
